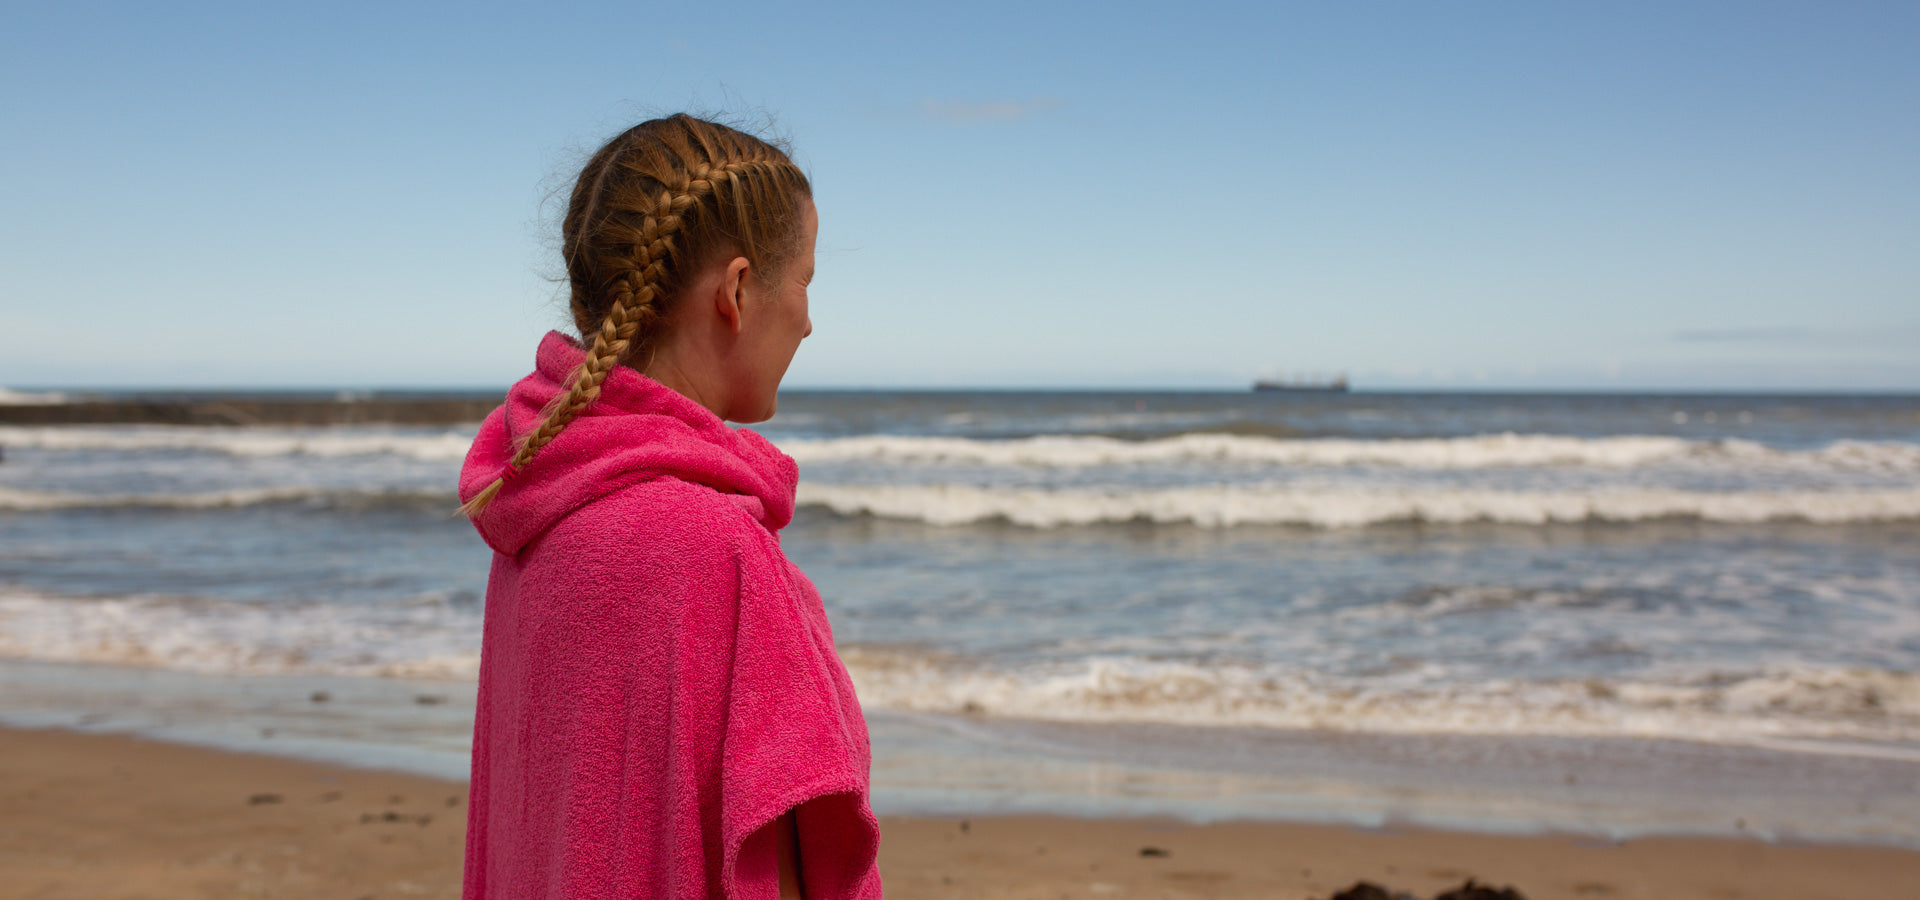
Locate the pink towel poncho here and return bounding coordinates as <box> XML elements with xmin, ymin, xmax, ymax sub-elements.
<box><xmin>459</xmin><ymin>331</ymin><xmax>881</xmax><ymax>899</ymax></box>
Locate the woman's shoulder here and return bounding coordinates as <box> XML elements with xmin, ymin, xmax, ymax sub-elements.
<box><xmin>520</xmin><ymin>476</ymin><xmax>794</xmax><ymax>620</ymax></box>
<box><xmin>556</xmin><ymin>474</ymin><xmax>781</xmax><ymax>555</ymax></box>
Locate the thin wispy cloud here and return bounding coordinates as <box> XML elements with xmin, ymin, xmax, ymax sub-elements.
<box><xmin>1672</xmin><ymin>327</ymin><xmax>1814</xmax><ymax>343</ymax></box>
<box><xmin>919</xmin><ymin>97</ymin><xmax>1064</xmax><ymax>125</ymax></box>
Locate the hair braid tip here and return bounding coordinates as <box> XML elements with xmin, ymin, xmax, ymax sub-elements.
<box><xmin>457</xmin><ymin>474</ymin><xmax>507</xmax><ymax>518</ymax></box>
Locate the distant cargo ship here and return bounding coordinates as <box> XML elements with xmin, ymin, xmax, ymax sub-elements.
<box><xmin>1252</xmin><ymin>375</ymin><xmax>1349</xmax><ymax>393</ymax></box>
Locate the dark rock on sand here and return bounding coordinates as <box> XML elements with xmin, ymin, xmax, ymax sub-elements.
<box><xmin>1435</xmin><ymin>880</ymin><xmax>1527</xmax><ymax>900</ymax></box>
<box><xmin>1326</xmin><ymin>882</ymin><xmax>1413</xmax><ymax>900</ymax></box>
<box><xmin>1324</xmin><ymin>880</ymin><xmax>1527</xmax><ymax>900</ymax></box>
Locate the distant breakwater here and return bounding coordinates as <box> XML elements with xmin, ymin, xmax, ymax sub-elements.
<box><xmin>0</xmin><ymin>395</ymin><xmax>501</xmax><ymax>426</ymax></box>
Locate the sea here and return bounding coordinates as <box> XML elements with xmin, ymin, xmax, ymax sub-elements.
<box><xmin>2</xmin><ymin>388</ymin><xmax>1918</xmax><ymax>846</ymax></box>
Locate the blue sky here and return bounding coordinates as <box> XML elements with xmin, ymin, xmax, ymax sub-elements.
<box><xmin>2</xmin><ymin>2</ymin><xmax>1915</xmax><ymax>390</ymax></box>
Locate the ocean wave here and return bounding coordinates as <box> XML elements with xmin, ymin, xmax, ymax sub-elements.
<box><xmin>840</xmin><ymin>647</ymin><xmax>1920</xmax><ymax>745</ymax></box>
<box><xmin>8</xmin><ymin>426</ymin><xmax>1918</xmax><ymax>476</ymax></box>
<box><xmin>781</xmin><ymin>433</ymin><xmax>1920</xmax><ymax>473</ymax></box>
<box><xmin>0</xmin><ymin>485</ymin><xmax>453</xmax><ymax>511</ymax></box>
<box><xmin>0</xmin><ymin>590</ymin><xmax>480</xmax><ymax>678</ymax></box>
<box><xmin>4</xmin><ymin>587</ymin><xmax>1913</xmax><ymax>745</ymax></box>
<box><xmin>0</xmin><ymin>425</ymin><xmax>476</xmax><ymax>460</ymax></box>
<box><xmin>797</xmin><ymin>483</ymin><xmax>1920</xmax><ymax>528</ymax></box>
<box><xmin>0</xmin><ymin>388</ymin><xmax>68</xmax><ymax>405</ymax></box>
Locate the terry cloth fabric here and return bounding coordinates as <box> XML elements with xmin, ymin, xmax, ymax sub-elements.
<box><xmin>459</xmin><ymin>331</ymin><xmax>881</xmax><ymax>900</ymax></box>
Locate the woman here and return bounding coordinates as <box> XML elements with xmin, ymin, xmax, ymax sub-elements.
<box><xmin>459</xmin><ymin>115</ymin><xmax>880</xmax><ymax>899</ymax></box>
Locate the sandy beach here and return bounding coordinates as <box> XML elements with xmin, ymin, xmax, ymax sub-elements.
<box><xmin>5</xmin><ymin>726</ymin><xmax>1917</xmax><ymax>900</ymax></box>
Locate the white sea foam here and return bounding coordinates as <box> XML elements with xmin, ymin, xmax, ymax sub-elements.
<box><xmin>0</xmin><ymin>486</ymin><xmax>449</xmax><ymax>511</ymax></box>
<box><xmin>783</xmin><ymin>432</ymin><xmax>1689</xmax><ymax>468</ymax></box>
<box><xmin>798</xmin><ymin>483</ymin><xmax>1920</xmax><ymax>528</ymax></box>
<box><xmin>840</xmin><ymin>648</ymin><xmax>1920</xmax><ymax>745</ymax></box>
<box><xmin>0</xmin><ymin>425</ymin><xmax>476</xmax><ymax>460</ymax></box>
<box><xmin>0</xmin><ymin>388</ymin><xmax>68</xmax><ymax>405</ymax></box>
<box><xmin>4</xmin><ymin>588</ymin><xmax>1914</xmax><ymax>746</ymax></box>
<box><xmin>0</xmin><ymin>591</ymin><xmax>480</xmax><ymax>678</ymax></box>
<box><xmin>779</xmin><ymin>433</ymin><xmax>1920</xmax><ymax>472</ymax></box>
<box><xmin>8</xmin><ymin>425</ymin><xmax>1918</xmax><ymax>475</ymax></box>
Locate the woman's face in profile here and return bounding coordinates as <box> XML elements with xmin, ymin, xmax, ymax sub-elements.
<box><xmin>726</xmin><ymin>199</ymin><xmax>817</xmax><ymax>424</ymax></box>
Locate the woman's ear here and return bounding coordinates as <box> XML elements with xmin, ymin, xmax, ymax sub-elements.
<box><xmin>714</xmin><ymin>256</ymin><xmax>753</xmax><ymax>335</ymax></box>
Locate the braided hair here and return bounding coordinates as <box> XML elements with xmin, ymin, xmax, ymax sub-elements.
<box><xmin>461</xmin><ymin>115</ymin><xmax>812</xmax><ymax>517</ymax></box>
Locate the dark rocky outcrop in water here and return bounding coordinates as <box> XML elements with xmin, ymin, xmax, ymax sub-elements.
<box><xmin>0</xmin><ymin>394</ymin><xmax>503</xmax><ymax>426</ymax></box>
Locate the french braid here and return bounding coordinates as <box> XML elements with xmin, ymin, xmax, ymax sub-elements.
<box><xmin>461</xmin><ymin>117</ymin><xmax>809</xmax><ymax>517</ymax></box>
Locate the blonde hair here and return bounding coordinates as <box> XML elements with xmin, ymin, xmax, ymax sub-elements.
<box><xmin>462</xmin><ymin>114</ymin><xmax>812</xmax><ymax>517</ymax></box>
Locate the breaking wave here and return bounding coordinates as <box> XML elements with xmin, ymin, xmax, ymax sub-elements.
<box><xmin>0</xmin><ymin>425</ymin><xmax>475</xmax><ymax>460</ymax></box>
<box><xmin>0</xmin><ymin>388</ymin><xmax>68</xmax><ymax>405</ymax></box>
<box><xmin>840</xmin><ymin>647</ymin><xmax>1920</xmax><ymax>745</ymax></box>
<box><xmin>782</xmin><ymin>433</ymin><xmax>1920</xmax><ymax>473</ymax></box>
<box><xmin>0</xmin><ymin>486</ymin><xmax>452</xmax><ymax>511</ymax></box>
<box><xmin>0</xmin><ymin>590</ymin><xmax>480</xmax><ymax>679</ymax></box>
<box><xmin>798</xmin><ymin>483</ymin><xmax>1920</xmax><ymax>528</ymax></box>
<box><xmin>5</xmin><ymin>585</ymin><xmax>1911</xmax><ymax>746</ymax></box>
<box><xmin>11</xmin><ymin>426</ymin><xmax>1917</xmax><ymax>475</ymax></box>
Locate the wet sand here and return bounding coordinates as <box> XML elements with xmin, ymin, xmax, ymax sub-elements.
<box><xmin>4</xmin><ymin>725</ymin><xmax>1917</xmax><ymax>900</ymax></box>
<box><xmin>1</xmin><ymin>726</ymin><xmax>466</xmax><ymax>900</ymax></box>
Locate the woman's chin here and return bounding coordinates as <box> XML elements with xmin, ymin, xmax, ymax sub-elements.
<box><xmin>727</xmin><ymin>398</ymin><xmax>777</xmax><ymax>425</ymax></box>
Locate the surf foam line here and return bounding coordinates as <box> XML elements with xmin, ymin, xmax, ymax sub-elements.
<box><xmin>797</xmin><ymin>483</ymin><xmax>1920</xmax><ymax>528</ymax></box>
<box><xmin>840</xmin><ymin>648</ymin><xmax>1920</xmax><ymax>747</ymax></box>
<box><xmin>6</xmin><ymin>586</ymin><xmax>1911</xmax><ymax>748</ymax></box>
<box><xmin>0</xmin><ymin>425</ymin><xmax>476</xmax><ymax>460</ymax></box>
<box><xmin>10</xmin><ymin>426</ymin><xmax>1918</xmax><ymax>473</ymax></box>
<box><xmin>0</xmin><ymin>590</ymin><xmax>480</xmax><ymax>679</ymax></box>
<box><xmin>779</xmin><ymin>433</ymin><xmax>1920</xmax><ymax>473</ymax></box>
<box><xmin>0</xmin><ymin>486</ymin><xmax>455</xmax><ymax>511</ymax></box>
<box><xmin>0</xmin><ymin>388</ymin><xmax>67</xmax><ymax>405</ymax></box>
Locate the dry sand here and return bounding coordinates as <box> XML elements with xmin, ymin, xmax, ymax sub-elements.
<box><xmin>4</xmin><ymin>725</ymin><xmax>1916</xmax><ymax>900</ymax></box>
